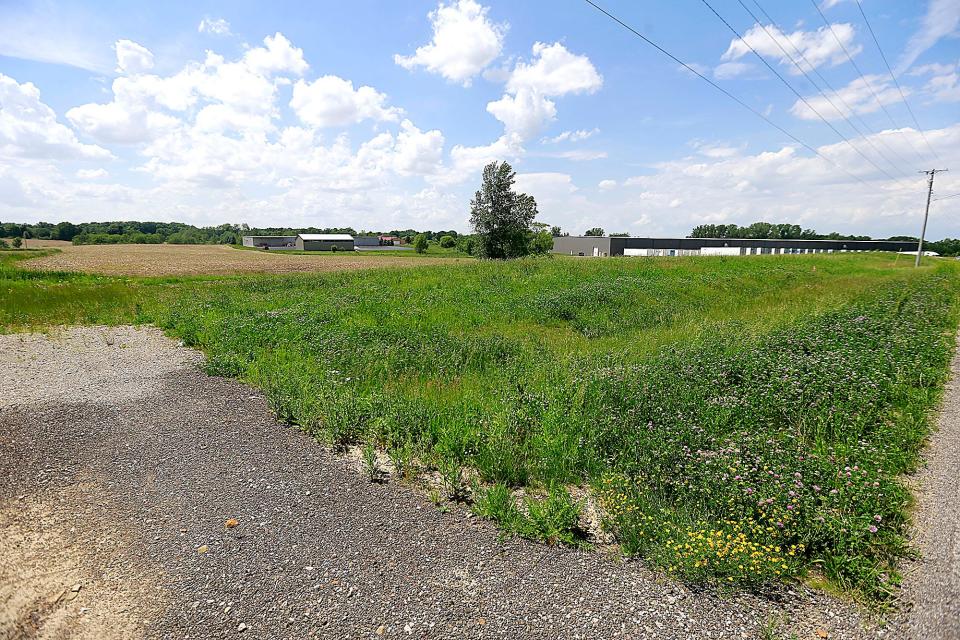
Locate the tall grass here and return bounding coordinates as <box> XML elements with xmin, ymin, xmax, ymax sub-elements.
<box><xmin>2</xmin><ymin>249</ymin><xmax>957</xmax><ymax>601</ymax></box>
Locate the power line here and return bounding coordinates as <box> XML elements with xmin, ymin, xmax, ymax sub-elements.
<box><xmin>932</xmin><ymin>192</ymin><xmax>960</xmax><ymax>202</ymax></box>
<box><xmin>853</xmin><ymin>0</ymin><xmax>941</xmax><ymax>164</ymax></box>
<box><xmin>807</xmin><ymin>0</ymin><xmax>927</xmax><ymax>164</ymax></box>
<box><xmin>580</xmin><ymin>0</ymin><xmax>878</xmax><ymax>189</ymax></box>
<box><xmin>698</xmin><ymin>0</ymin><xmax>903</xmax><ymax>183</ymax></box>
<box><xmin>743</xmin><ymin>0</ymin><xmax>916</xmax><ymax>178</ymax></box>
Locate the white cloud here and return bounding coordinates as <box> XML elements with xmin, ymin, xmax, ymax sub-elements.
<box><xmin>721</xmin><ymin>23</ymin><xmax>860</xmax><ymax>74</ymax></box>
<box><xmin>68</xmin><ymin>33</ymin><xmax>309</xmax><ymax>145</ymax></box>
<box><xmin>515</xmin><ymin>171</ymin><xmax>577</xmax><ymax>197</ymax></box>
<box><xmin>897</xmin><ymin>0</ymin><xmax>960</xmax><ymax>73</ymax></box>
<box><xmin>694</xmin><ymin>142</ymin><xmax>741</xmax><ymax>158</ymax></box>
<box><xmin>0</xmin><ymin>29</ymin><xmax>471</xmax><ymax>231</ymax></box>
<box><xmin>909</xmin><ymin>59</ymin><xmax>960</xmax><ymax>103</ymax></box>
<box><xmin>395</xmin><ymin>0</ymin><xmax>506</xmax><ymax>86</ymax></box>
<box><xmin>541</xmin><ymin>128</ymin><xmax>599</xmax><ymax>144</ymax></box>
<box><xmin>51</xmin><ymin>29</ymin><xmax>452</xmax><ymax>222</ymax></box>
<box><xmin>0</xmin><ymin>74</ymin><xmax>111</xmax><ymax>161</ymax></box>
<box><xmin>198</xmin><ymin>18</ymin><xmax>232</xmax><ymax>36</ymax></box>
<box><xmin>391</xmin><ymin>120</ymin><xmax>445</xmax><ymax>175</ymax></box>
<box><xmin>487</xmin><ymin>42</ymin><xmax>602</xmax><ymax>139</ymax></box>
<box><xmin>678</xmin><ymin>62</ymin><xmax>711</xmax><ymax>77</ymax></box>
<box><xmin>430</xmin><ymin>134</ymin><xmax>524</xmax><ymax>187</ymax></box>
<box><xmin>506</xmin><ymin>42</ymin><xmax>603</xmax><ymax>96</ymax></box>
<box><xmin>789</xmin><ymin>74</ymin><xmax>902</xmax><ymax>120</ymax></box>
<box><xmin>713</xmin><ymin>62</ymin><xmax>755</xmax><ymax>80</ymax></box>
<box><xmin>613</xmin><ymin>124</ymin><xmax>960</xmax><ymax>239</ymax></box>
<box><xmin>538</xmin><ymin>149</ymin><xmax>607</xmax><ymax>161</ymax></box>
<box><xmin>115</xmin><ymin>40</ymin><xmax>155</xmax><ymax>75</ymax></box>
<box><xmin>0</xmin><ymin>3</ymin><xmax>112</xmax><ymax>73</ymax></box>
<box><xmin>486</xmin><ymin>88</ymin><xmax>557</xmax><ymax>140</ymax></box>
<box><xmin>598</xmin><ymin>179</ymin><xmax>617</xmax><ymax>190</ymax></box>
<box><xmin>67</xmin><ymin>97</ymin><xmax>182</xmax><ymax>144</ymax></box>
<box><xmin>244</xmin><ymin>33</ymin><xmax>308</xmax><ymax>77</ymax></box>
<box><xmin>290</xmin><ymin>75</ymin><xmax>400</xmax><ymax>128</ymax></box>
<box><xmin>76</xmin><ymin>168</ymin><xmax>108</xmax><ymax>179</ymax></box>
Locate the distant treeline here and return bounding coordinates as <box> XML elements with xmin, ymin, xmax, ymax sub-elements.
<box><xmin>0</xmin><ymin>221</ymin><xmax>463</xmax><ymax>246</ymax></box>
<box><xmin>689</xmin><ymin>222</ymin><xmax>871</xmax><ymax>241</ymax></box>
<box><xmin>690</xmin><ymin>221</ymin><xmax>960</xmax><ymax>256</ymax></box>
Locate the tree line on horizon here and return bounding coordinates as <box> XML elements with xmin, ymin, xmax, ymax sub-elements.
<box><xmin>689</xmin><ymin>222</ymin><xmax>871</xmax><ymax>241</ymax></box>
<box><xmin>4</xmin><ymin>208</ymin><xmax>959</xmax><ymax>257</ymax></box>
<box><xmin>0</xmin><ymin>220</ymin><xmax>463</xmax><ymax>248</ymax></box>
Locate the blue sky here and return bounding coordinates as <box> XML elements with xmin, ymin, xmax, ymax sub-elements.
<box><xmin>0</xmin><ymin>0</ymin><xmax>958</xmax><ymax>237</ymax></box>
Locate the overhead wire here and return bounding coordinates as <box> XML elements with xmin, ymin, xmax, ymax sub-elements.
<box><xmin>932</xmin><ymin>193</ymin><xmax>960</xmax><ymax>202</ymax></box>
<box><xmin>580</xmin><ymin>0</ymin><xmax>879</xmax><ymax>189</ymax></box>
<box><xmin>698</xmin><ymin>0</ymin><xmax>904</xmax><ymax>183</ymax></box>
<box><xmin>807</xmin><ymin>0</ymin><xmax>928</xmax><ymax>164</ymax></box>
<box><xmin>741</xmin><ymin>0</ymin><xmax>915</xmax><ymax>179</ymax></box>
<box><xmin>853</xmin><ymin>0</ymin><xmax>942</xmax><ymax>164</ymax></box>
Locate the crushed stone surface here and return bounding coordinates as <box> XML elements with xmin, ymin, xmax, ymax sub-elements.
<box><xmin>885</xmin><ymin>337</ymin><xmax>960</xmax><ymax>639</ymax></box>
<box><xmin>0</xmin><ymin>325</ymin><xmax>951</xmax><ymax>639</ymax></box>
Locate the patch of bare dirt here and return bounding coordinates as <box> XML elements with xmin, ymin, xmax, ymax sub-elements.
<box><xmin>0</xmin><ymin>483</ymin><xmax>161</xmax><ymax>640</ymax></box>
<box><xmin>22</xmin><ymin>244</ymin><xmax>457</xmax><ymax>276</ymax></box>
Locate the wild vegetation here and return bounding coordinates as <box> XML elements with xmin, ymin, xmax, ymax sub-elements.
<box><xmin>2</xmin><ymin>247</ymin><xmax>958</xmax><ymax>604</ymax></box>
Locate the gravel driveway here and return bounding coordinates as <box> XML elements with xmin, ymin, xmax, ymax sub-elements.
<box><xmin>0</xmin><ymin>326</ymin><xmax>953</xmax><ymax>639</ymax></box>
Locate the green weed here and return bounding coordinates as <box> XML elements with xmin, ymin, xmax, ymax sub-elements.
<box><xmin>2</xmin><ymin>250</ymin><xmax>958</xmax><ymax>602</ymax></box>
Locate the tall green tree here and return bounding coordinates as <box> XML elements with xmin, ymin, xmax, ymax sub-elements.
<box><xmin>469</xmin><ymin>161</ymin><xmax>538</xmax><ymax>259</ymax></box>
<box><xmin>413</xmin><ymin>233</ymin><xmax>429</xmax><ymax>253</ymax></box>
<box><xmin>584</xmin><ymin>227</ymin><xmax>605</xmax><ymax>237</ymax></box>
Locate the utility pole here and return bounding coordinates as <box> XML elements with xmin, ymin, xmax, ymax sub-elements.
<box><xmin>916</xmin><ymin>168</ymin><xmax>948</xmax><ymax>267</ymax></box>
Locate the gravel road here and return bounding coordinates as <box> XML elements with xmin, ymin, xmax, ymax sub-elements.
<box><xmin>0</xmin><ymin>326</ymin><xmax>951</xmax><ymax>639</ymax></box>
<box><xmin>886</xmin><ymin>336</ymin><xmax>960</xmax><ymax>639</ymax></box>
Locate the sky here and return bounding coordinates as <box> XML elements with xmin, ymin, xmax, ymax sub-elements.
<box><xmin>0</xmin><ymin>0</ymin><xmax>958</xmax><ymax>238</ymax></box>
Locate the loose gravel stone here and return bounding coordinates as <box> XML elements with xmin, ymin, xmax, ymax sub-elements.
<box><xmin>885</xmin><ymin>336</ymin><xmax>960</xmax><ymax>639</ymax></box>
<box><xmin>0</xmin><ymin>325</ymin><xmax>952</xmax><ymax>638</ymax></box>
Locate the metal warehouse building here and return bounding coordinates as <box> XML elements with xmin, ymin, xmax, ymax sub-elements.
<box><xmin>242</xmin><ymin>234</ymin><xmax>356</xmax><ymax>251</ymax></box>
<box><xmin>241</xmin><ymin>235</ymin><xmax>297</xmax><ymax>250</ymax></box>
<box><xmin>295</xmin><ymin>234</ymin><xmax>355</xmax><ymax>251</ymax></box>
<box><xmin>552</xmin><ymin>236</ymin><xmax>919</xmax><ymax>257</ymax></box>
<box><xmin>354</xmin><ymin>236</ymin><xmax>381</xmax><ymax>247</ymax></box>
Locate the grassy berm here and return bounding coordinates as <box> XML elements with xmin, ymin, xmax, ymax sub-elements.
<box><xmin>3</xmin><ymin>249</ymin><xmax>958</xmax><ymax>603</ymax></box>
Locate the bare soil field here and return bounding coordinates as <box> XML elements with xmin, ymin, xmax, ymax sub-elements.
<box><xmin>23</xmin><ymin>244</ymin><xmax>455</xmax><ymax>276</ymax></box>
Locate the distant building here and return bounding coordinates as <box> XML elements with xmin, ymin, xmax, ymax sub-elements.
<box><xmin>295</xmin><ymin>233</ymin><xmax>355</xmax><ymax>251</ymax></box>
<box><xmin>552</xmin><ymin>236</ymin><xmax>920</xmax><ymax>257</ymax></box>
<box><xmin>354</xmin><ymin>236</ymin><xmax>381</xmax><ymax>247</ymax></box>
<box><xmin>241</xmin><ymin>236</ymin><xmax>297</xmax><ymax>250</ymax></box>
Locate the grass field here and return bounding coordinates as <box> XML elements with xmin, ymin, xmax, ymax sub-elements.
<box><xmin>2</xmin><ymin>246</ymin><xmax>958</xmax><ymax>603</ymax></box>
